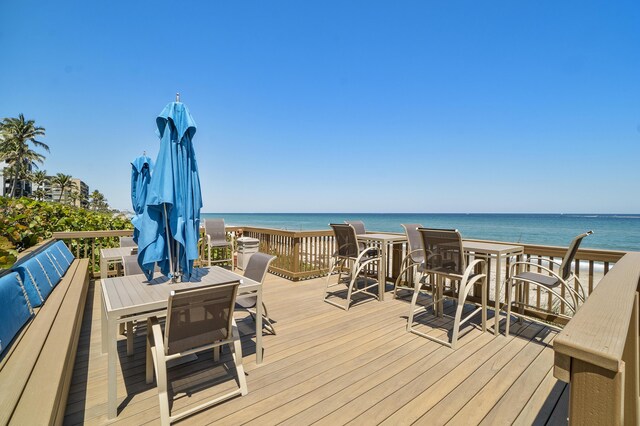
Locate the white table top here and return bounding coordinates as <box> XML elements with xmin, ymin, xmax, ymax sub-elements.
<box><xmin>462</xmin><ymin>240</ymin><xmax>524</xmax><ymax>255</ymax></box>
<box><xmin>101</xmin><ymin>246</ymin><xmax>137</xmax><ymax>259</ymax></box>
<box><xmin>101</xmin><ymin>267</ymin><xmax>259</xmax><ymax>317</ymax></box>
<box><xmin>357</xmin><ymin>233</ymin><xmax>407</xmax><ymax>242</ymax></box>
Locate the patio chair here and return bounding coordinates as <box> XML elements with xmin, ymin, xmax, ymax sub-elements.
<box><xmin>121</xmin><ymin>255</ymin><xmax>160</xmax><ymax>352</ymax></box>
<box><xmin>119</xmin><ymin>236</ymin><xmax>136</xmax><ymax>248</ymax></box>
<box><xmin>205</xmin><ymin>218</ymin><xmax>234</xmax><ymax>269</ymax></box>
<box><xmin>505</xmin><ymin>231</ymin><xmax>593</xmax><ymax>335</ymax></box>
<box><xmin>123</xmin><ymin>255</ymin><xmax>143</xmax><ymax>276</ymax></box>
<box><xmin>324</xmin><ymin>223</ymin><xmax>381</xmax><ymax>310</ymax></box>
<box><xmin>407</xmin><ymin>228</ymin><xmax>487</xmax><ymax>349</ymax></box>
<box><xmin>146</xmin><ymin>281</ymin><xmax>247</xmax><ymax>426</ymax></box>
<box><xmin>394</xmin><ymin>223</ymin><xmax>426</xmax><ymax>297</ymax></box>
<box><xmin>345</xmin><ymin>220</ymin><xmax>367</xmax><ymax>251</ymax></box>
<box><xmin>344</xmin><ymin>220</ymin><xmax>366</xmax><ymax>235</ymax></box>
<box><xmin>235</xmin><ymin>252</ymin><xmax>278</xmax><ymax>334</ymax></box>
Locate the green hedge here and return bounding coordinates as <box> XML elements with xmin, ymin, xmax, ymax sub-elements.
<box><xmin>0</xmin><ymin>196</ymin><xmax>133</xmax><ymax>268</ymax></box>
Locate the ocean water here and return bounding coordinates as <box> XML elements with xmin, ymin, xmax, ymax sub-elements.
<box><xmin>201</xmin><ymin>213</ymin><xmax>640</xmax><ymax>252</ymax></box>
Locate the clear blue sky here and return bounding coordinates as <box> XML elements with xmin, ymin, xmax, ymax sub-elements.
<box><xmin>1</xmin><ymin>1</ymin><xmax>639</xmax><ymax>213</ymax></box>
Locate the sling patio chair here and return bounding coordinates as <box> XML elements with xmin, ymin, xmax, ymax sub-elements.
<box><xmin>119</xmin><ymin>236</ymin><xmax>136</xmax><ymax>248</ymax></box>
<box><xmin>235</xmin><ymin>252</ymin><xmax>278</xmax><ymax>334</ymax></box>
<box><xmin>146</xmin><ymin>281</ymin><xmax>247</xmax><ymax>426</ymax></box>
<box><xmin>121</xmin><ymin>255</ymin><xmax>160</xmax><ymax>353</ymax></box>
<box><xmin>407</xmin><ymin>228</ymin><xmax>487</xmax><ymax>349</ymax></box>
<box><xmin>205</xmin><ymin>218</ymin><xmax>234</xmax><ymax>269</ymax></box>
<box><xmin>394</xmin><ymin>223</ymin><xmax>427</xmax><ymax>298</ymax></box>
<box><xmin>324</xmin><ymin>223</ymin><xmax>382</xmax><ymax>310</ymax></box>
<box><xmin>344</xmin><ymin>220</ymin><xmax>366</xmax><ymax>235</ymax></box>
<box><xmin>505</xmin><ymin>231</ymin><xmax>593</xmax><ymax>335</ymax></box>
<box><xmin>345</xmin><ymin>220</ymin><xmax>367</xmax><ymax>251</ymax></box>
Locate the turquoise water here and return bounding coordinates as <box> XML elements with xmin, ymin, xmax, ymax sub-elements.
<box><xmin>201</xmin><ymin>213</ymin><xmax>640</xmax><ymax>252</ymax></box>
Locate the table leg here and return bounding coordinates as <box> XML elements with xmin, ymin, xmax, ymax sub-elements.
<box><xmin>256</xmin><ymin>288</ymin><xmax>263</xmax><ymax>364</ymax></box>
<box><xmin>126</xmin><ymin>322</ymin><xmax>134</xmax><ymax>356</ymax></box>
<box><xmin>101</xmin><ymin>291</ymin><xmax>108</xmax><ymax>354</ymax></box>
<box><xmin>100</xmin><ymin>255</ymin><xmax>107</xmax><ymax>279</ymax></box>
<box><xmin>437</xmin><ymin>274</ymin><xmax>444</xmax><ymax>317</ymax></box>
<box><xmin>107</xmin><ymin>316</ymin><xmax>118</xmax><ymax>419</ymax></box>
<box><xmin>494</xmin><ymin>254</ymin><xmax>502</xmax><ymax>335</ymax></box>
<box><xmin>379</xmin><ymin>242</ymin><xmax>387</xmax><ymax>301</ymax></box>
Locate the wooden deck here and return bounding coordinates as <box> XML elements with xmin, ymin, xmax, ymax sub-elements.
<box><xmin>63</xmin><ymin>273</ymin><xmax>568</xmax><ymax>425</ymax></box>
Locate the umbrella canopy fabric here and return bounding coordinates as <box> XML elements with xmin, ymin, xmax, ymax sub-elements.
<box><xmin>130</xmin><ymin>154</ymin><xmax>152</xmax><ymax>244</ymax></box>
<box><xmin>137</xmin><ymin>102</ymin><xmax>202</xmax><ymax>280</ymax></box>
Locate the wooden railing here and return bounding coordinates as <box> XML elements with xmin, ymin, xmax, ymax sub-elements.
<box><xmin>553</xmin><ymin>252</ymin><xmax>640</xmax><ymax>424</ymax></box>
<box><xmin>53</xmin><ymin>230</ymin><xmax>133</xmax><ymax>277</ymax></box>
<box><xmin>227</xmin><ymin>226</ymin><xmax>336</xmax><ymax>280</ymax></box>
<box><xmin>52</xmin><ymin>227</ymin><xmax>627</xmax><ymax>326</ymax></box>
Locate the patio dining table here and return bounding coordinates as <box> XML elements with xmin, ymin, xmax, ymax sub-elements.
<box><xmin>356</xmin><ymin>233</ymin><xmax>407</xmax><ymax>301</ymax></box>
<box><xmin>462</xmin><ymin>241</ymin><xmax>524</xmax><ymax>335</ymax></box>
<box><xmin>100</xmin><ymin>246</ymin><xmax>137</xmax><ymax>279</ymax></box>
<box><xmin>101</xmin><ymin>266</ymin><xmax>263</xmax><ymax>419</ymax></box>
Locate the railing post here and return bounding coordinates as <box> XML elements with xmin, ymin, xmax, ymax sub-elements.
<box><xmin>293</xmin><ymin>236</ymin><xmax>301</xmax><ymax>277</ymax></box>
<box><xmin>554</xmin><ymin>253</ymin><xmax>640</xmax><ymax>425</ymax></box>
<box><xmin>569</xmin><ymin>358</ymin><xmax>624</xmax><ymax>424</ymax></box>
<box><xmin>622</xmin><ymin>292</ymin><xmax>639</xmax><ymax>424</ymax></box>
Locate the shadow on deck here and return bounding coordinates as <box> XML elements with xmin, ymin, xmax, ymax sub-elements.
<box><xmin>64</xmin><ymin>274</ymin><xmax>568</xmax><ymax>425</ymax></box>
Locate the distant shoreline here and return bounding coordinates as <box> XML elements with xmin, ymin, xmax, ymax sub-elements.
<box><xmin>201</xmin><ymin>212</ymin><xmax>640</xmax><ymax>252</ymax></box>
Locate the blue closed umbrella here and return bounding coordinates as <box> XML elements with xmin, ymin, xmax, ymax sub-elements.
<box><xmin>130</xmin><ymin>154</ymin><xmax>152</xmax><ymax>244</ymax></box>
<box><xmin>137</xmin><ymin>101</ymin><xmax>202</xmax><ymax>281</ymax></box>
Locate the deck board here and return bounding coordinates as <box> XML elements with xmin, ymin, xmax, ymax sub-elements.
<box><xmin>63</xmin><ymin>273</ymin><xmax>567</xmax><ymax>425</ymax></box>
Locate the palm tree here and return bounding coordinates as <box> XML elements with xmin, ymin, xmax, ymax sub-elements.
<box><xmin>0</xmin><ymin>114</ymin><xmax>48</xmax><ymax>198</ymax></box>
<box><xmin>30</xmin><ymin>170</ymin><xmax>48</xmax><ymax>200</ymax></box>
<box><xmin>67</xmin><ymin>190</ymin><xmax>80</xmax><ymax>206</ymax></box>
<box><xmin>89</xmin><ymin>190</ymin><xmax>108</xmax><ymax>211</ymax></box>
<box><xmin>51</xmin><ymin>173</ymin><xmax>73</xmax><ymax>202</ymax></box>
<box><xmin>33</xmin><ymin>188</ymin><xmax>47</xmax><ymax>201</ymax></box>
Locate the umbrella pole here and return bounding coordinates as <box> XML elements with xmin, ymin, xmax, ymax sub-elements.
<box><xmin>163</xmin><ymin>204</ymin><xmax>175</xmax><ymax>281</ymax></box>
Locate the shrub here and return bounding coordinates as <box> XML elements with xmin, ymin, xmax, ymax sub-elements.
<box><xmin>0</xmin><ymin>196</ymin><xmax>132</xmax><ymax>268</ymax></box>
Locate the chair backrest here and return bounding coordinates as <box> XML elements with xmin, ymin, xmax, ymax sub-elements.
<box><xmin>205</xmin><ymin>218</ymin><xmax>228</xmax><ymax>245</ymax></box>
<box><xmin>119</xmin><ymin>237</ymin><xmax>136</xmax><ymax>248</ymax></box>
<box><xmin>243</xmin><ymin>252</ymin><xmax>277</xmax><ymax>284</ymax></box>
<box><xmin>330</xmin><ymin>223</ymin><xmax>360</xmax><ymax>258</ymax></box>
<box><xmin>122</xmin><ymin>255</ymin><xmax>159</xmax><ymax>276</ymax></box>
<box><xmin>417</xmin><ymin>228</ymin><xmax>466</xmax><ymax>276</ymax></box>
<box><xmin>401</xmin><ymin>223</ymin><xmax>424</xmax><ymax>262</ymax></box>
<box><xmin>559</xmin><ymin>231</ymin><xmax>593</xmax><ymax>281</ymax></box>
<box><xmin>122</xmin><ymin>255</ymin><xmax>143</xmax><ymax>276</ymax></box>
<box><xmin>164</xmin><ymin>281</ymin><xmax>240</xmax><ymax>356</ymax></box>
<box><xmin>344</xmin><ymin>220</ymin><xmax>366</xmax><ymax>235</ymax></box>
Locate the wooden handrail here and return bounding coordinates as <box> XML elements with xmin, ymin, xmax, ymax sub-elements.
<box><xmin>226</xmin><ymin>225</ymin><xmax>333</xmax><ymax>238</ymax></box>
<box><xmin>553</xmin><ymin>251</ymin><xmax>640</xmax><ymax>424</ymax></box>
<box><xmin>52</xmin><ymin>230</ymin><xmax>133</xmax><ymax>239</ymax></box>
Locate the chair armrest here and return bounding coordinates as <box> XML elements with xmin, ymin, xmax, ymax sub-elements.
<box><xmin>509</xmin><ymin>261</ymin><xmax>563</xmax><ymax>280</ymax></box>
<box><xmin>356</xmin><ymin>246</ymin><xmax>380</xmax><ymax>264</ymax></box>
<box><xmin>462</xmin><ymin>259</ymin><xmax>486</xmax><ymax>286</ymax></box>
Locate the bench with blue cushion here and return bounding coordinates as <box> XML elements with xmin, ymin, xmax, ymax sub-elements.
<box><xmin>0</xmin><ymin>272</ymin><xmax>33</xmax><ymax>356</ymax></box>
<box><xmin>0</xmin><ymin>239</ymin><xmax>89</xmax><ymax>425</ymax></box>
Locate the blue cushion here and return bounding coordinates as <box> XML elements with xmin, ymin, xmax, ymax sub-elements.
<box><xmin>53</xmin><ymin>241</ymin><xmax>75</xmax><ymax>265</ymax></box>
<box><xmin>0</xmin><ymin>272</ymin><xmax>33</xmax><ymax>356</ymax></box>
<box><xmin>45</xmin><ymin>248</ymin><xmax>70</xmax><ymax>276</ymax></box>
<box><xmin>13</xmin><ymin>257</ymin><xmax>54</xmax><ymax>307</ymax></box>
<box><xmin>35</xmin><ymin>252</ymin><xmax>62</xmax><ymax>287</ymax></box>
